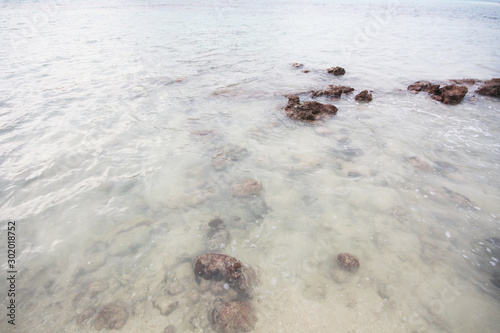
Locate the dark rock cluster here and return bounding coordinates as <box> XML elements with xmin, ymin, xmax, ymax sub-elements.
<box><xmin>327</xmin><ymin>66</ymin><xmax>346</xmax><ymax>76</ymax></box>
<box><xmin>194</xmin><ymin>253</ymin><xmax>254</xmax><ymax>299</ymax></box>
<box><xmin>193</xmin><ymin>253</ymin><xmax>257</xmax><ymax>332</ymax></box>
<box><xmin>408</xmin><ymin>81</ymin><xmax>468</xmax><ymax>105</ymax></box>
<box><xmin>285</xmin><ymin>95</ymin><xmax>338</xmax><ymax>122</ymax></box>
<box><xmin>310</xmin><ymin>85</ymin><xmax>354</xmax><ymax>98</ymax></box>
<box><xmin>355</xmin><ymin>90</ymin><xmax>373</xmax><ymax>103</ymax></box>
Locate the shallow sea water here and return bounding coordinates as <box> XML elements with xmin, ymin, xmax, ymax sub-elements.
<box><xmin>1</xmin><ymin>0</ymin><xmax>500</xmax><ymax>332</ymax></box>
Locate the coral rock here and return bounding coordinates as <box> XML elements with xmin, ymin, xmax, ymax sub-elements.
<box><xmin>337</xmin><ymin>253</ymin><xmax>360</xmax><ymax>272</ymax></box>
<box><xmin>212</xmin><ymin>301</ymin><xmax>257</xmax><ymax>333</ymax></box>
<box><xmin>355</xmin><ymin>90</ymin><xmax>373</xmax><ymax>102</ymax></box>
<box><xmin>311</xmin><ymin>85</ymin><xmax>354</xmax><ymax>98</ymax></box>
<box><xmin>407</xmin><ymin>81</ymin><xmax>440</xmax><ymax>95</ymax></box>
<box><xmin>476</xmin><ymin>78</ymin><xmax>500</xmax><ymax>98</ymax></box>
<box><xmin>327</xmin><ymin>66</ymin><xmax>346</xmax><ymax>76</ymax></box>
<box><xmin>285</xmin><ymin>95</ymin><xmax>338</xmax><ymax>122</ymax></box>
<box><xmin>431</xmin><ymin>84</ymin><xmax>468</xmax><ymax>105</ymax></box>
<box><xmin>194</xmin><ymin>254</ymin><xmax>254</xmax><ymax>298</ymax></box>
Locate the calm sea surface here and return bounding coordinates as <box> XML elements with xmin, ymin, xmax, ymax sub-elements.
<box><xmin>1</xmin><ymin>0</ymin><xmax>500</xmax><ymax>332</ymax></box>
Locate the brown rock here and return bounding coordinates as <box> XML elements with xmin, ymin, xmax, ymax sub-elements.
<box><xmin>432</xmin><ymin>84</ymin><xmax>468</xmax><ymax>105</ymax></box>
<box><xmin>311</xmin><ymin>85</ymin><xmax>354</xmax><ymax>98</ymax></box>
<box><xmin>194</xmin><ymin>254</ymin><xmax>254</xmax><ymax>298</ymax></box>
<box><xmin>292</xmin><ymin>63</ymin><xmax>304</xmax><ymax>69</ymax></box>
<box><xmin>94</xmin><ymin>303</ymin><xmax>128</xmax><ymax>330</ymax></box>
<box><xmin>327</xmin><ymin>66</ymin><xmax>346</xmax><ymax>76</ymax></box>
<box><xmin>337</xmin><ymin>253</ymin><xmax>360</xmax><ymax>272</ymax></box>
<box><xmin>476</xmin><ymin>78</ymin><xmax>500</xmax><ymax>98</ymax></box>
<box><xmin>407</xmin><ymin>81</ymin><xmax>440</xmax><ymax>95</ymax></box>
<box><xmin>231</xmin><ymin>179</ymin><xmax>262</xmax><ymax>197</ymax></box>
<box><xmin>408</xmin><ymin>81</ymin><xmax>468</xmax><ymax>104</ymax></box>
<box><xmin>284</xmin><ymin>95</ymin><xmax>338</xmax><ymax>122</ymax></box>
<box><xmin>212</xmin><ymin>301</ymin><xmax>257</xmax><ymax>333</ymax></box>
<box><xmin>355</xmin><ymin>90</ymin><xmax>373</xmax><ymax>102</ymax></box>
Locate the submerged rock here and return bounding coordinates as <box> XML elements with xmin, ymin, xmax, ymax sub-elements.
<box><xmin>94</xmin><ymin>303</ymin><xmax>129</xmax><ymax>330</ymax></box>
<box><xmin>153</xmin><ymin>297</ymin><xmax>179</xmax><ymax>316</ymax></box>
<box><xmin>327</xmin><ymin>66</ymin><xmax>346</xmax><ymax>76</ymax></box>
<box><xmin>212</xmin><ymin>301</ymin><xmax>257</xmax><ymax>333</ymax></box>
<box><xmin>337</xmin><ymin>253</ymin><xmax>360</xmax><ymax>272</ymax></box>
<box><xmin>434</xmin><ymin>161</ymin><xmax>458</xmax><ymax>173</ymax></box>
<box><xmin>431</xmin><ymin>84</ymin><xmax>468</xmax><ymax>105</ymax></box>
<box><xmin>284</xmin><ymin>95</ymin><xmax>338</xmax><ymax>122</ymax></box>
<box><xmin>194</xmin><ymin>253</ymin><xmax>254</xmax><ymax>298</ymax></box>
<box><xmin>76</xmin><ymin>307</ymin><xmax>96</xmax><ymax>325</ymax></box>
<box><xmin>476</xmin><ymin>78</ymin><xmax>500</xmax><ymax>98</ymax></box>
<box><xmin>355</xmin><ymin>90</ymin><xmax>373</xmax><ymax>102</ymax></box>
<box><xmin>206</xmin><ymin>218</ymin><xmax>230</xmax><ymax>250</ymax></box>
<box><xmin>163</xmin><ymin>325</ymin><xmax>177</xmax><ymax>333</ymax></box>
<box><xmin>231</xmin><ymin>179</ymin><xmax>263</xmax><ymax>198</ymax></box>
<box><xmin>450</xmin><ymin>79</ymin><xmax>478</xmax><ymax>85</ymax></box>
<box><xmin>311</xmin><ymin>85</ymin><xmax>354</xmax><ymax>98</ymax></box>
<box><xmin>408</xmin><ymin>156</ymin><xmax>433</xmax><ymax>172</ymax></box>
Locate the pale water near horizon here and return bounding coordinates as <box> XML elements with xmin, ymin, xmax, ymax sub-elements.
<box><xmin>1</xmin><ymin>0</ymin><xmax>500</xmax><ymax>332</ymax></box>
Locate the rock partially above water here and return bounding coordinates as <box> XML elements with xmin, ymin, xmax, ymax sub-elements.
<box><xmin>212</xmin><ymin>301</ymin><xmax>257</xmax><ymax>333</ymax></box>
<box><xmin>408</xmin><ymin>81</ymin><xmax>468</xmax><ymax>105</ymax></box>
<box><xmin>407</xmin><ymin>81</ymin><xmax>440</xmax><ymax>95</ymax></box>
<box><xmin>94</xmin><ymin>303</ymin><xmax>128</xmax><ymax>330</ymax></box>
<box><xmin>355</xmin><ymin>90</ymin><xmax>373</xmax><ymax>102</ymax></box>
<box><xmin>431</xmin><ymin>84</ymin><xmax>468</xmax><ymax>105</ymax></box>
<box><xmin>194</xmin><ymin>253</ymin><xmax>254</xmax><ymax>298</ymax></box>
<box><xmin>231</xmin><ymin>179</ymin><xmax>263</xmax><ymax>198</ymax></box>
<box><xmin>337</xmin><ymin>253</ymin><xmax>360</xmax><ymax>272</ymax></box>
<box><xmin>311</xmin><ymin>85</ymin><xmax>354</xmax><ymax>98</ymax></box>
<box><xmin>476</xmin><ymin>78</ymin><xmax>500</xmax><ymax>98</ymax></box>
<box><xmin>327</xmin><ymin>66</ymin><xmax>346</xmax><ymax>76</ymax></box>
<box><xmin>285</xmin><ymin>95</ymin><xmax>338</xmax><ymax>122</ymax></box>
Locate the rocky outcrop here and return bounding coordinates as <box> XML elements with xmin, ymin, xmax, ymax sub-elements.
<box><xmin>285</xmin><ymin>95</ymin><xmax>338</xmax><ymax>122</ymax></box>
<box><xmin>407</xmin><ymin>81</ymin><xmax>440</xmax><ymax>95</ymax></box>
<box><xmin>355</xmin><ymin>90</ymin><xmax>373</xmax><ymax>102</ymax></box>
<box><xmin>408</xmin><ymin>81</ymin><xmax>468</xmax><ymax>105</ymax></box>
<box><xmin>310</xmin><ymin>85</ymin><xmax>354</xmax><ymax>98</ymax></box>
<box><xmin>327</xmin><ymin>66</ymin><xmax>346</xmax><ymax>76</ymax></box>
<box><xmin>431</xmin><ymin>84</ymin><xmax>468</xmax><ymax>105</ymax></box>
<box><xmin>212</xmin><ymin>301</ymin><xmax>257</xmax><ymax>333</ymax></box>
<box><xmin>476</xmin><ymin>78</ymin><xmax>500</xmax><ymax>98</ymax></box>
